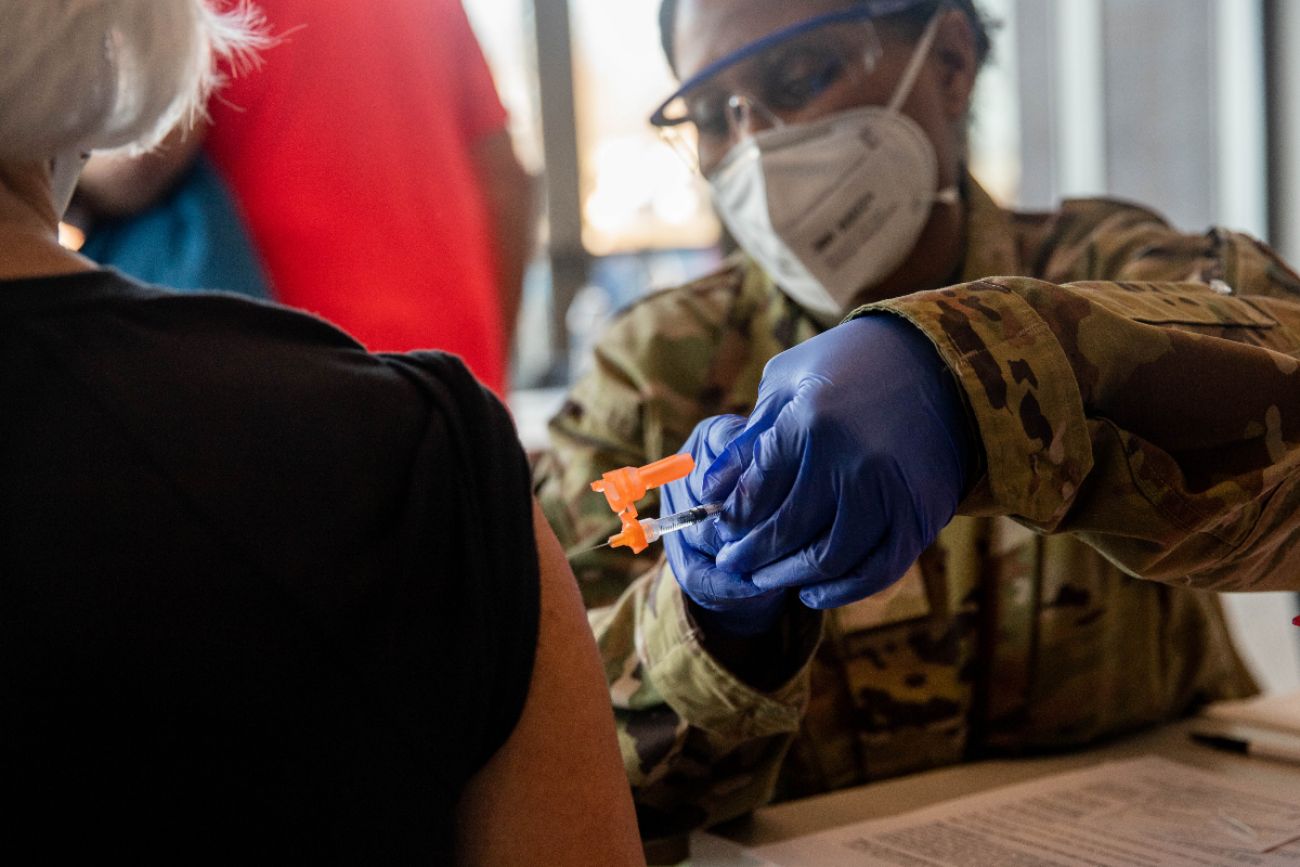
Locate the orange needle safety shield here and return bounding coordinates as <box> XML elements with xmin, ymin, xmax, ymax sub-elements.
<box><xmin>590</xmin><ymin>454</ymin><xmax>695</xmax><ymax>554</ymax></box>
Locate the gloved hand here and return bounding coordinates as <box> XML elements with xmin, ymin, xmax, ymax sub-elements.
<box><xmin>660</xmin><ymin>416</ymin><xmax>787</xmax><ymax>637</ymax></box>
<box><xmin>701</xmin><ymin>314</ymin><xmax>976</xmax><ymax>609</ymax></box>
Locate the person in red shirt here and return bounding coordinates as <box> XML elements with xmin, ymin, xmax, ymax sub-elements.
<box><xmin>79</xmin><ymin>0</ymin><xmax>534</xmax><ymax>395</ymax></box>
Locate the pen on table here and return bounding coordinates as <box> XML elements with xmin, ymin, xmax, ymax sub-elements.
<box><xmin>1191</xmin><ymin>731</ymin><xmax>1300</xmax><ymax>766</ymax></box>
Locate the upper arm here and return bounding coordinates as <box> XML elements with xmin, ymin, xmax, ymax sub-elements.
<box><xmin>875</xmin><ymin>275</ymin><xmax>1300</xmax><ymax>591</ymax></box>
<box><xmin>453</xmin><ymin>501</ymin><xmax>644</xmax><ymax>866</ymax></box>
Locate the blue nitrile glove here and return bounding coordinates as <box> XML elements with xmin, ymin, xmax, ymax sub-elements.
<box><xmin>701</xmin><ymin>314</ymin><xmax>976</xmax><ymax>610</ymax></box>
<box><xmin>661</xmin><ymin>416</ymin><xmax>787</xmax><ymax>637</ymax></box>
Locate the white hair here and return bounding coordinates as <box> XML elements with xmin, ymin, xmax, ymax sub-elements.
<box><xmin>0</xmin><ymin>0</ymin><xmax>268</xmax><ymax>161</ymax></box>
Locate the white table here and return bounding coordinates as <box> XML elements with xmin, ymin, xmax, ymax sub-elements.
<box><xmin>684</xmin><ymin>720</ymin><xmax>1300</xmax><ymax>865</ymax></box>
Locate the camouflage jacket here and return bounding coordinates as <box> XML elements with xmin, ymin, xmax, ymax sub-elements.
<box><xmin>534</xmin><ymin>178</ymin><xmax>1300</xmax><ymax>840</ymax></box>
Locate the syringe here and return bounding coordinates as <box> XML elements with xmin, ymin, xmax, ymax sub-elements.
<box><xmin>637</xmin><ymin>502</ymin><xmax>723</xmax><ymax>544</ymax></box>
<box><xmin>598</xmin><ymin>502</ymin><xmax>723</xmax><ymax>553</ymax></box>
<box><xmin>588</xmin><ymin>455</ymin><xmax>723</xmax><ymax>554</ymax></box>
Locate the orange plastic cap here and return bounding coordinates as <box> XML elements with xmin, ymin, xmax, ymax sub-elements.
<box><xmin>590</xmin><ymin>453</ymin><xmax>695</xmax><ymax>514</ymax></box>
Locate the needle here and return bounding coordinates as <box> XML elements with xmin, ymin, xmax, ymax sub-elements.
<box><xmin>578</xmin><ymin>503</ymin><xmax>724</xmax><ymax>554</ymax></box>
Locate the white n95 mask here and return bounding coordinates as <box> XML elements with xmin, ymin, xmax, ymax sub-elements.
<box><xmin>707</xmin><ymin>11</ymin><xmax>956</xmax><ymax>324</ymax></box>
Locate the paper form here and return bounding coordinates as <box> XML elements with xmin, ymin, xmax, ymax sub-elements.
<box><xmin>748</xmin><ymin>757</ymin><xmax>1300</xmax><ymax>866</ymax></box>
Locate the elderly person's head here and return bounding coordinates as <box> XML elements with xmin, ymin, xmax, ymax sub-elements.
<box><xmin>650</xmin><ymin>0</ymin><xmax>994</xmax><ymax>320</ymax></box>
<box><xmin>0</xmin><ymin>0</ymin><xmax>261</xmax><ymax>225</ymax></box>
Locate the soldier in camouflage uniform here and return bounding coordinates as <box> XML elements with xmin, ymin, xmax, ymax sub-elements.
<box><xmin>534</xmin><ymin>0</ymin><xmax>1296</xmax><ymax>846</ymax></box>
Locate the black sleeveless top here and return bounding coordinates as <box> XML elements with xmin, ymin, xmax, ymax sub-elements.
<box><xmin>0</xmin><ymin>270</ymin><xmax>538</xmax><ymax>862</ymax></box>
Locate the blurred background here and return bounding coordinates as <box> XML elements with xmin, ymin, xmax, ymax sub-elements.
<box><xmin>476</xmin><ymin>0</ymin><xmax>1297</xmax><ymax>390</ymax></box>
<box><xmin>471</xmin><ymin>0</ymin><xmax>1300</xmax><ymax>693</ymax></box>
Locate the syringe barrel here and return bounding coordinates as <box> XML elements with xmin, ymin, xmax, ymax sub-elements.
<box><xmin>643</xmin><ymin>502</ymin><xmax>723</xmax><ymax>543</ymax></box>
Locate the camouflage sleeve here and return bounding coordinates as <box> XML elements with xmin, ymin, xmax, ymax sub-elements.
<box><xmin>533</xmin><ymin>278</ymin><xmax>821</xmax><ymax>837</ymax></box>
<box><xmin>533</xmin><ymin>277</ymin><xmax>739</xmax><ymax>606</ymax></box>
<box><xmin>864</xmin><ymin>234</ymin><xmax>1300</xmax><ymax>591</ymax></box>
<box><xmin>532</xmin><ymin>339</ymin><xmax>663</xmax><ymax>610</ymax></box>
<box><xmin>594</xmin><ymin>558</ymin><xmax>817</xmax><ymax>838</ymax></box>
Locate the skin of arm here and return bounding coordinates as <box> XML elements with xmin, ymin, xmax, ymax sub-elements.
<box><xmin>453</xmin><ymin>501</ymin><xmax>645</xmax><ymax>867</ymax></box>
<box><xmin>470</xmin><ymin>129</ymin><xmax>534</xmax><ymax>351</ymax></box>
<box><xmin>75</xmin><ymin>123</ymin><xmax>207</xmax><ymax>218</ymax></box>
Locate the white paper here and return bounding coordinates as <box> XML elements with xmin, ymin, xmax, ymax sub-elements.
<box><xmin>750</xmin><ymin>757</ymin><xmax>1300</xmax><ymax>866</ymax></box>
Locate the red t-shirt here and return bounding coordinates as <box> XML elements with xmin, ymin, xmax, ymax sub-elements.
<box><xmin>207</xmin><ymin>0</ymin><xmax>509</xmax><ymax>393</ymax></box>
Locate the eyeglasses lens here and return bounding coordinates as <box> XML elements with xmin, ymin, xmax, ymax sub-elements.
<box><xmin>655</xmin><ymin>19</ymin><xmax>881</xmax><ymax>173</ymax></box>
